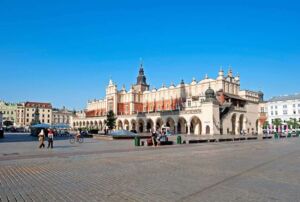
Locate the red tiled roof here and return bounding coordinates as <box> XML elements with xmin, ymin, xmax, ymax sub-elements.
<box><xmin>25</xmin><ymin>102</ymin><xmax>52</xmax><ymax>109</ymax></box>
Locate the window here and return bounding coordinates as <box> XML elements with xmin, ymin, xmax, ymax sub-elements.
<box><xmin>48</xmin><ymin>115</ymin><xmax>50</xmax><ymax>118</ymax></box>
<box><xmin>271</xmin><ymin>106</ymin><xmax>273</xmax><ymax>109</ymax></box>
<box><xmin>294</xmin><ymin>111</ymin><xmax>296</xmax><ymax>115</ymax></box>
<box><xmin>283</xmin><ymin>105</ymin><xmax>287</xmax><ymax>109</ymax></box>
<box><xmin>188</xmin><ymin>101</ymin><xmax>192</xmax><ymax>107</ymax></box>
<box><xmin>27</xmin><ymin>114</ymin><xmax>29</xmax><ymax>117</ymax></box>
<box><xmin>32</xmin><ymin>109</ymin><xmax>34</xmax><ymax>111</ymax></box>
<box><xmin>26</xmin><ymin>119</ymin><xmax>29</xmax><ymax>122</ymax></box>
<box><xmin>275</xmin><ymin>106</ymin><xmax>278</xmax><ymax>109</ymax></box>
<box><xmin>283</xmin><ymin>110</ymin><xmax>288</xmax><ymax>115</ymax></box>
<box><xmin>271</xmin><ymin>111</ymin><xmax>274</xmax><ymax>115</ymax></box>
<box><xmin>293</xmin><ymin>104</ymin><xmax>296</xmax><ymax>108</ymax></box>
<box><xmin>275</xmin><ymin>111</ymin><xmax>278</xmax><ymax>115</ymax></box>
<box><xmin>261</xmin><ymin>107</ymin><xmax>265</xmax><ymax>113</ymax></box>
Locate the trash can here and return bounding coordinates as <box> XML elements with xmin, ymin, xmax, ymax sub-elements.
<box><xmin>0</xmin><ymin>129</ymin><xmax>3</xmax><ymax>139</ymax></box>
<box><xmin>274</xmin><ymin>133</ymin><xmax>279</xmax><ymax>139</ymax></box>
<box><xmin>134</xmin><ymin>136</ymin><xmax>140</xmax><ymax>147</ymax></box>
<box><xmin>288</xmin><ymin>133</ymin><xmax>292</xmax><ymax>138</ymax></box>
<box><xmin>177</xmin><ymin>136</ymin><xmax>182</xmax><ymax>144</ymax></box>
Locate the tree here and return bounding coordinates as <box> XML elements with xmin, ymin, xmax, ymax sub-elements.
<box><xmin>286</xmin><ymin>118</ymin><xmax>299</xmax><ymax>129</ymax></box>
<box><xmin>272</xmin><ymin>118</ymin><xmax>282</xmax><ymax>131</ymax></box>
<box><xmin>263</xmin><ymin>121</ymin><xmax>269</xmax><ymax>129</ymax></box>
<box><xmin>105</xmin><ymin>110</ymin><xmax>117</xmax><ymax>132</ymax></box>
<box><xmin>3</xmin><ymin>120</ymin><xmax>13</xmax><ymax>127</ymax></box>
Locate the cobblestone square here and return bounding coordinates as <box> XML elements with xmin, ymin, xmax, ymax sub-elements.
<box><xmin>1</xmin><ymin>134</ymin><xmax>300</xmax><ymax>202</ymax></box>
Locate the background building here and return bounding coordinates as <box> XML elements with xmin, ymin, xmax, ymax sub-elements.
<box><xmin>52</xmin><ymin>107</ymin><xmax>74</xmax><ymax>126</ymax></box>
<box><xmin>0</xmin><ymin>112</ymin><xmax>3</xmax><ymax>128</ymax></box>
<box><xmin>267</xmin><ymin>94</ymin><xmax>300</xmax><ymax>124</ymax></box>
<box><xmin>0</xmin><ymin>101</ymin><xmax>18</xmax><ymax>126</ymax></box>
<box><xmin>17</xmin><ymin>102</ymin><xmax>53</xmax><ymax>127</ymax></box>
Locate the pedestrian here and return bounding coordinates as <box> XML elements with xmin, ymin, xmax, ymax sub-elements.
<box><xmin>151</xmin><ymin>130</ymin><xmax>157</xmax><ymax>147</ymax></box>
<box><xmin>38</xmin><ymin>129</ymin><xmax>45</xmax><ymax>149</ymax></box>
<box><xmin>47</xmin><ymin>129</ymin><xmax>54</xmax><ymax>149</ymax></box>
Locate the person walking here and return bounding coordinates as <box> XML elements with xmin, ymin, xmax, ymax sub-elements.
<box><xmin>38</xmin><ymin>129</ymin><xmax>45</xmax><ymax>149</ymax></box>
<box><xmin>47</xmin><ymin>129</ymin><xmax>54</xmax><ymax>149</ymax></box>
<box><xmin>151</xmin><ymin>130</ymin><xmax>157</xmax><ymax>147</ymax></box>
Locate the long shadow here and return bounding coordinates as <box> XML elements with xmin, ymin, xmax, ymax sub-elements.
<box><xmin>0</xmin><ymin>133</ymin><xmax>71</xmax><ymax>143</ymax></box>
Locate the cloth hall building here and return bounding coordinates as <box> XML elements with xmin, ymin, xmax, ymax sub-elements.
<box><xmin>72</xmin><ymin>65</ymin><xmax>264</xmax><ymax>135</ymax></box>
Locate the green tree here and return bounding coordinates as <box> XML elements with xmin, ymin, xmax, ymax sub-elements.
<box><xmin>3</xmin><ymin>120</ymin><xmax>13</xmax><ymax>127</ymax></box>
<box><xmin>272</xmin><ymin>118</ymin><xmax>282</xmax><ymax>131</ymax></box>
<box><xmin>286</xmin><ymin>118</ymin><xmax>299</xmax><ymax>129</ymax></box>
<box><xmin>105</xmin><ymin>110</ymin><xmax>117</xmax><ymax>132</ymax></box>
<box><xmin>263</xmin><ymin>121</ymin><xmax>269</xmax><ymax>129</ymax></box>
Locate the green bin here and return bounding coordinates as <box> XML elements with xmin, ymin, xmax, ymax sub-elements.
<box><xmin>177</xmin><ymin>136</ymin><xmax>182</xmax><ymax>144</ymax></box>
<box><xmin>134</xmin><ymin>136</ymin><xmax>140</xmax><ymax>147</ymax></box>
<box><xmin>287</xmin><ymin>133</ymin><xmax>292</xmax><ymax>138</ymax></box>
<box><xmin>274</xmin><ymin>133</ymin><xmax>279</xmax><ymax>139</ymax></box>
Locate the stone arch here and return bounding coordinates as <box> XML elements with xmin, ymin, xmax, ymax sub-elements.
<box><xmin>166</xmin><ymin>117</ymin><xmax>176</xmax><ymax>134</ymax></box>
<box><xmin>99</xmin><ymin>121</ymin><xmax>103</xmax><ymax>131</ymax></box>
<box><xmin>131</xmin><ymin>120</ymin><xmax>137</xmax><ymax>131</ymax></box>
<box><xmin>238</xmin><ymin>114</ymin><xmax>244</xmax><ymax>134</ymax></box>
<box><xmin>231</xmin><ymin>113</ymin><xmax>237</xmax><ymax>135</ymax></box>
<box><xmin>117</xmin><ymin>120</ymin><xmax>123</xmax><ymax>130</ymax></box>
<box><xmin>138</xmin><ymin>119</ymin><xmax>145</xmax><ymax>133</ymax></box>
<box><xmin>190</xmin><ymin>116</ymin><xmax>202</xmax><ymax>135</ymax></box>
<box><xmin>156</xmin><ymin>118</ymin><xmax>164</xmax><ymax>131</ymax></box>
<box><xmin>124</xmin><ymin>119</ymin><xmax>130</xmax><ymax>131</ymax></box>
<box><xmin>177</xmin><ymin>117</ymin><xmax>188</xmax><ymax>134</ymax></box>
<box><xmin>79</xmin><ymin>121</ymin><xmax>82</xmax><ymax>127</ymax></box>
<box><xmin>94</xmin><ymin>121</ymin><xmax>98</xmax><ymax>129</ymax></box>
<box><xmin>146</xmin><ymin>119</ymin><xmax>154</xmax><ymax>132</ymax></box>
<box><xmin>205</xmin><ymin>125</ymin><xmax>210</xmax><ymax>135</ymax></box>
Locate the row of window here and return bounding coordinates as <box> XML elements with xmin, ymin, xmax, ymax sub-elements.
<box><xmin>270</xmin><ymin>109</ymin><xmax>300</xmax><ymax>116</ymax></box>
<box><xmin>0</xmin><ymin>111</ymin><xmax>14</xmax><ymax>115</ymax></box>
<box><xmin>25</xmin><ymin>119</ymin><xmax>50</xmax><ymax>123</ymax></box>
<box><xmin>271</xmin><ymin>104</ymin><xmax>300</xmax><ymax>110</ymax></box>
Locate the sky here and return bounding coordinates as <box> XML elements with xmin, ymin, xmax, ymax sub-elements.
<box><xmin>0</xmin><ymin>0</ymin><xmax>299</xmax><ymax>110</ymax></box>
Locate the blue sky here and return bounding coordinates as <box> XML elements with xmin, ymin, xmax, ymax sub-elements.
<box><xmin>0</xmin><ymin>0</ymin><xmax>299</xmax><ymax>109</ymax></box>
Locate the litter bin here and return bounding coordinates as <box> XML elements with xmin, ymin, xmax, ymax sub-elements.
<box><xmin>0</xmin><ymin>129</ymin><xmax>3</xmax><ymax>139</ymax></box>
<box><xmin>287</xmin><ymin>133</ymin><xmax>292</xmax><ymax>138</ymax></box>
<box><xmin>134</xmin><ymin>136</ymin><xmax>140</xmax><ymax>147</ymax></box>
<box><xmin>177</xmin><ymin>136</ymin><xmax>182</xmax><ymax>144</ymax></box>
<box><xmin>274</xmin><ymin>133</ymin><xmax>279</xmax><ymax>139</ymax></box>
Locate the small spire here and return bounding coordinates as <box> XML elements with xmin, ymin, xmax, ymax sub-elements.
<box><xmin>180</xmin><ymin>79</ymin><xmax>185</xmax><ymax>85</ymax></box>
<box><xmin>205</xmin><ymin>74</ymin><xmax>208</xmax><ymax>79</ymax></box>
<box><xmin>122</xmin><ymin>84</ymin><xmax>126</xmax><ymax>91</ymax></box>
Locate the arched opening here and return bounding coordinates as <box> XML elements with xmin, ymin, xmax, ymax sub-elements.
<box><xmin>131</xmin><ymin>120</ymin><xmax>137</xmax><ymax>131</ymax></box>
<box><xmin>238</xmin><ymin>114</ymin><xmax>244</xmax><ymax>134</ymax></box>
<box><xmin>117</xmin><ymin>120</ymin><xmax>123</xmax><ymax>130</ymax></box>
<box><xmin>94</xmin><ymin>121</ymin><xmax>98</xmax><ymax>129</ymax></box>
<box><xmin>190</xmin><ymin>116</ymin><xmax>202</xmax><ymax>135</ymax></box>
<box><xmin>124</xmin><ymin>120</ymin><xmax>130</xmax><ymax>131</ymax></box>
<box><xmin>177</xmin><ymin>117</ymin><xmax>188</xmax><ymax>134</ymax></box>
<box><xmin>138</xmin><ymin>119</ymin><xmax>144</xmax><ymax>133</ymax></box>
<box><xmin>231</xmin><ymin>114</ymin><xmax>237</xmax><ymax>135</ymax></box>
<box><xmin>206</xmin><ymin>125</ymin><xmax>210</xmax><ymax>135</ymax></box>
<box><xmin>146</xmin><ymin>119</ymin><xmax>154</xmax><ymax>133</ymax></box>
<box><xmin>156</xmin><ymin>118</ymin><xmax>164</xmax><ymax>131</ymax></box>
<box><xmin>166</xmin><ymin>117</ymin><xmax>176</xmax><ymax>134</ymax></box>
<box><xmin>79</xmin><ymin>122</ymin><xmax>82</xmax><ymax>127</ymax></box>
<box><xmin>99</xmin><ymin>121</ymin><xmax>103</xmax><ymax>131</ymax></box>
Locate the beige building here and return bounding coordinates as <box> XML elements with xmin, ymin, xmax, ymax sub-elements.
<box><xmin>17</xmin><ymin>102</ymin><xmax>52</xmax><ymax>127</ymax></box>
<box><xmin>52</xmin><ymin>107</ymin><xmax>74</xmax><ymax>126</ymax></box>
<box><xmin>72</xmin><ymin>65</ymin><xmax>264</xmax><ymax>135</ymax></box>
<box><xmin>0</xmin><ymin>101</ymin><xmax>18</xmax><ymax>125</ymax></box>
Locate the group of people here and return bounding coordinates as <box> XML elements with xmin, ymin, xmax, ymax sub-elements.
<box><xmin>38</xmin><ymin>129</ymin><xmax>54</xmax><ymax>149</ymax></box>
<box><xmin>151</xmin><ymin>130</ymin><xmax>168</xmax><ymax>147</ymax></box>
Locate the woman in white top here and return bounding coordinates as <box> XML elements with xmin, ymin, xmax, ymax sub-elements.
<box><xmin>38</xmin><ymin>129</ymin><xmax>45</xmax><ymax>149</ymax></box>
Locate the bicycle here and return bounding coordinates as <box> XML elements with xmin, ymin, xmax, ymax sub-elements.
<box><xmin>69</xmin><ymin>135</ymin><xmax>84</xmax><ymax>144</ymax></box>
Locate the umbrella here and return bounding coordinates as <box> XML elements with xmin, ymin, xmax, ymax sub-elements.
<box><xmin>31</xmin><ymin>123</ymin><xmax>51</xmax><ymax>129</ymax></box>
<box><xmin>52</xmin><ymin>124</ymin><xmax>71</xmax><ymax>129</ymax></box>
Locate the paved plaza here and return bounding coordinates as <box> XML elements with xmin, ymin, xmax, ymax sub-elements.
<box><xmin>0</xmin><ymin>134</ymin><xmax>300</xmax><ymax>202</ymax></box>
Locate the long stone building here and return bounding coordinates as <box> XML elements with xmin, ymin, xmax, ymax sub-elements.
<box><xmin>72</xmin><ymin>65</ymin><xmax>264</xmax><ymax>135</ymax></box>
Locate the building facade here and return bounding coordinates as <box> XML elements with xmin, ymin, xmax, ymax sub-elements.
<box><xmin>0</xmin><ymin>112</ymin><xmax>3</xmax><ymax>128</ymax></box>
<box><xmin>267</xmin><ymin>94</ymin><xmax>300</xmax><ymax>124</ymax></box>
<box><xmin>52</xmin><ymin>107</ymin><xmax>74</xmax><ymax>126</ymax></box>
<box><xmin>16</xmin><ymin>102</ymin><xmax>53</xmax><ymax>127</ymax></box>
<box><xmin>0</xmin><ymin>101</ymin><xmax>18</xmax><ymax>125</ymax></box>
<box><xmin>72</xmin><ymin>65</ymin><xmax>264</xmax><ymax>135</ymax></box>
